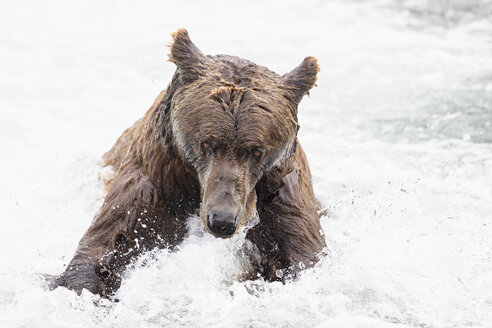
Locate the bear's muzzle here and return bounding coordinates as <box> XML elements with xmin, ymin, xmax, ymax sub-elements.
<box><xmin>207</xmin><ymin>210</ymin><xmax>237</xmax><ymax>237</ymax></box>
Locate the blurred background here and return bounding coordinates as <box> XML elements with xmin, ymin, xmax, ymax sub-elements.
<box><xmin>1</xmin><ymin>0</ymin><xmax>491</xmax><ymax>327</ymax></box>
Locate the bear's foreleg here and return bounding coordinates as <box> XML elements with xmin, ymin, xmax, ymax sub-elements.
<box><xmin>51</xmin><ymin>162</ymin><xmax>189</xmax><ymax>297</ymax></box>
<box><xmin>247</xmin><ymin>147</ymin><xmax>326</xmax><ymax>281</ymax></box>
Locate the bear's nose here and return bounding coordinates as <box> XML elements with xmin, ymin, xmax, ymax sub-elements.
<box><xmin>207</xmin><ymin>210</ymin><xmax>237</xmax><ymax>237</ymax></box>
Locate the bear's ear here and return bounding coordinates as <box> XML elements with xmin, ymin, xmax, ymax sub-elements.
<box><xmin>281</xmin><ymin>56</ymin><xmax>319</xmax><ymax>105</ymax></box>
<box><xmin>169</xmin><ymin>28</ymin><xmax>207</xmax><ymax>83</ymax></box>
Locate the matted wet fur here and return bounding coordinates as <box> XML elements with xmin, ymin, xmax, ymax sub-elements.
<box><xmin>48</xmin><ymin>29</ymin><xmax>326</xmax><ymax>297</ymax></box>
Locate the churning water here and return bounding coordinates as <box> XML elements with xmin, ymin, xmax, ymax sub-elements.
<box><xmin>1</xmin><ymin>0</ymin><xmax>492</xmax><ymax>327</ymax></box>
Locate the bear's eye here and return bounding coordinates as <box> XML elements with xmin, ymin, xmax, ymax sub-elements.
<box><xmin>250</xmin><ymin>148</ymin><xmax>263</xmax><ymax>160</ymax></box>
<box><xmin>201</xmin><ymin>141</ymin><xmax>213</xmax><ymax>155</ymax></box>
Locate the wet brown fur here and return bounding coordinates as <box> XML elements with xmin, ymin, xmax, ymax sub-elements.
<box><xmin>49</xmin><ymin>29</ymin><xmax>326</xmax><ymax>297</ymax></box>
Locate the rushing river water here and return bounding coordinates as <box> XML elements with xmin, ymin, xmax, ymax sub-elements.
<box><xmin>1</xmin><ymin>0</ymin><xmax>492</xmax><ymax>327</ymax></box>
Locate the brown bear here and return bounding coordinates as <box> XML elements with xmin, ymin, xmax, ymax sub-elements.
<box><xmin>49</xmin><ymin>29</ymin><xmax>326</xmax><ymax>297</ymax></box>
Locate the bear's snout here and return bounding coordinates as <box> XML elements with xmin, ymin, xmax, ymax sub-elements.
<box><xmin>207</xmin><ymin>210</ymin><xmax>237</xmax><ymax>237</ymax></box>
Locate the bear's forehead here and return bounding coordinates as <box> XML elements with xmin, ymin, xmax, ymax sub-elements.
<box><xmin>172</xmin><ymin>55</ymin><xmax>297</xmax><ymax>149</ymax></box>
<box><xmin>175</xmin><ymin>53</ymin><xmax>288</xmax><ymax>107</ymax></box>
<box><xmin>209</xmin><ymin>54</ymin><xmax>278</xmax><ymax>78</ymax></box>
<box><xmin>174</xmin><ymin>89</ymin><xmax>295</xmax><ymax>151</ymax></box>
<box><xmin>206</xmin><ymin>55</ymin><xmax>283</xmax><ymax>91</ymax></box>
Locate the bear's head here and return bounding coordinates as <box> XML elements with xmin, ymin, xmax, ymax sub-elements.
<box><xmin>168</xmin><ymin>29</ymin><xmax>318</xmax><ymax>238</ymax></box>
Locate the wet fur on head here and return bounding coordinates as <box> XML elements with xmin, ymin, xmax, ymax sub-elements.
<box><xmin>166</xmin><ymin>29</ymin><xmax>319</xmax><ymax>237</ymax></box>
